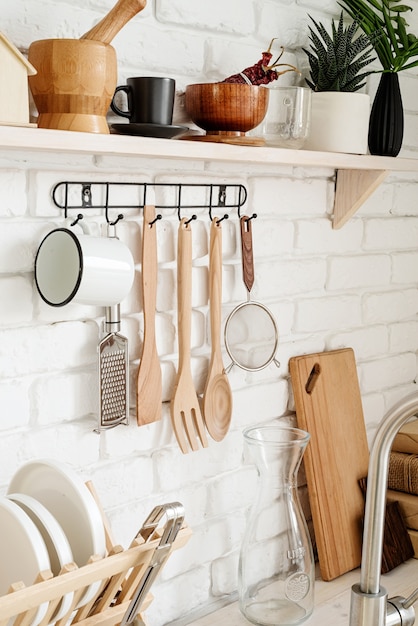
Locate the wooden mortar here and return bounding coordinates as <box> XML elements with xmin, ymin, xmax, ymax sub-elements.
<box><xmin>28</xmin><ymin>0</ymin><xmax>146</xmax><ymax>133</ymax></box>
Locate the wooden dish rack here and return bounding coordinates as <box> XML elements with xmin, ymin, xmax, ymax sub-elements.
<box><xmin>0</xmin><ymin>487</ymin><xmax>191</xmax><ymax>626</ymax></box>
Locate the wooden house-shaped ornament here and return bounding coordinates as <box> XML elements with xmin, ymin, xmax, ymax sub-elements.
<box><xmin>0</xmin><ymin>32</ymin><xmax>37</xmax><ymax>125</ymax></box>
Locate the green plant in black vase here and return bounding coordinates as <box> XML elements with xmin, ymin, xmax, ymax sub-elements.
<box><xmin>304</xmin><ymin>12</ymin><xmax>376</xmax><ymax>92</ymax></box>
<box><xmin>338</xmin><ymin>0</ymin><xmax>418</xmax><ymax>155</ymax></box>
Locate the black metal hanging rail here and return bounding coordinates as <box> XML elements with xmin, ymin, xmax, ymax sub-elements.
<box><xmin>52</xmin><ymin>181</ymin><xmax>248</xmax><ymax>225</ymax></box>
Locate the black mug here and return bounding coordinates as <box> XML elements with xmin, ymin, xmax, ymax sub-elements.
<box><xmin>110</xmin><ymin>76</ymin><xmax>175</xmax><ymax>125</ymax></box>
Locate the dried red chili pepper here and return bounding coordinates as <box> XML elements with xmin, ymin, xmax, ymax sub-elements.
<box><xmin>222</xmin><ymin>39</ymin><xmax>300</xmax><ymax>85</ymax></box>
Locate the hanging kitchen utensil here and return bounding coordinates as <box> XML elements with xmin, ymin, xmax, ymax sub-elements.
<box><xmin>224</xmin><ymin>215</ymin><xmax>280</xmax><ymax>372</ymax></box>
<box><xmin>170</xmin><ymin>218</ymin><xmax>208</xmax><ymax>454</ymax></box>
<box><xmin>96</xmin><ymin>224</ymin><xmax>130</xmax><ymax>431</ymax></box>
<box><xmin>121</xmin><ymin>502</ymin><xmax>185</xmax><ymax>626</ymax></box>
<box><xmin>202</xmin><ymin>218</ymin><xmax>233</xmax><ymax>441</ymax></box>
<box><xmin>137</xmin><ymin>205</ymin><xmax>162</xmax><ymax>425</ymax></box>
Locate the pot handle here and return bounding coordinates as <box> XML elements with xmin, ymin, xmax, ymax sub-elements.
<box><xmin>110</xmin><ymin>85</ymin><xmax>132</xmax><ymax>119</ymax></box>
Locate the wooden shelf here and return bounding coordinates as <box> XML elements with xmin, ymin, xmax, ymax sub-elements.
<box><xmin>1</xmin><ymin>125</ymin><xmax>418</xmax><ymax>228</ymax></box>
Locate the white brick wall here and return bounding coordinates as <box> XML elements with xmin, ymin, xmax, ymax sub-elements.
<box><xmin>0</xmin><ymin>1</ymin><xmax>418</xmax><ymax>625</ymax></box>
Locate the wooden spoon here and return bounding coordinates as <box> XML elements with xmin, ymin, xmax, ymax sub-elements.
<box><xmin>136</xmin><ymin>205</ymin><xmax>162</xmax><ymax>425</ymax></box>
<box><xmin>202</xmin><ymin>218</ymin><xmax>233</xmax><ymax>441</ymax></box>
<box><xmin>80</xmin><ymin>0</ymin><xmax>147</xmax><ymax>45</ymax></box>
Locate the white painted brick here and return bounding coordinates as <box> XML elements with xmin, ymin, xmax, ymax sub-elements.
<box><xmin>392</xmin><ymin>182</ymin><xmax>418</xmax><ymax>216</ymax></box>
<box><xmin>404</xmin><ymin>112</ymin><xmax>418</xmax><ymax>149</ymax></box>
<box><xmin>255</xmin><ymin>257</ymin><xmax>326</xmax><ymax>298</ymax></box>
<box><xmin>364</xmin><ymin>217</ymin><xmax>418</xmax><ymax>251</ymax></box>
<box><xmin>327</xmin><ymin>255</ymin><xmax>391</xmax><ymax>290</ymax></box>
<box><xmin>0</xmin><ymin>379</ymin><xmax>30</xmax><ymax>429</ymax></box>
<box><xmin>359</xmin><ymin>353</ymin><xmax>417</xmax><ymax>394</ymax></box>
<box><xmin>327</xmin><ymin>325</ymin><xmax>389</xmax><ymax>360</ymax></box>
<box><xmin>258</xmin><ymin>2</ymin><xmax>308</xmax><ymax>48</ymax></box>
<box><xmin>295</xmin><ymin>295</ymin><xmax>362</xmax><ymax>333</ymax></box>
<box><xmin>250</xmin><ymin>218</ymin><xmax>295</xmax><ymax>258</ymax></box>
<box><xmin>87</xmin><ymin>457</ymin><xmax>155</xmax><ymax>510</ymax></box>
<box><xmin>295</xmin><ymin>218</ymin><xmax>363</xmax><ymax>254</ymax></box>
<box><xmin>232</xmin><ymin>380</ymin><xmax>289</xmax><ymax>428</ymax></box>
<box><xmin>153</xmin><ymin>431</ymin><xmax>244</xmax><ymax>492</ymax></box>
<box><xmin>0</xmin><ymin>170</ymin><xmax>28</xmax><ymax>216</ymax></box>
<box><xmin>115</xmin><ymin>25</ymin><xmax>205</xmax><ymax>81</ymax></box>
<box><xmin>0</xmin><ymin>276</ymin><xmax>33</xmax><ymax>325</ymax></box>
<box><xmin>157</xmin><ymin>0</ymin><xmax>255</xmax><ymax>35</ymax></box>
<box><xmin>363</xmin><ymin>289</ymin><xmax>418</xmax><ymax>324</ymax></box>
<box><xmin>0</xmin><ymin>321</ymin><xmax>98</xmax><ymax>378</ymax></box>
<box><xmin>32</xmin><ymin>370</ymin><xmax>97</xmax><ymax>425</ymax></box>
<box><xmin>0</xmin><ymin>221</ymin><xmax>53</xmax><ymax>273</ymax></box>
<box><xmin>249</xmin><ymin>175</ymin><xmax>332</xmax><ymax>217</ymax></box>
<box><xmin>392</xmin><ymin>252</ymin><xmax>418</xmax><ymax>284</ymax></box>
<box><xmin>390</xmin><ymin>321</ymin><xmax>418</xmax><ymax>353</ymax></box>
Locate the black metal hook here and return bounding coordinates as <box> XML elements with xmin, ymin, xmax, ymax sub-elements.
<box><xmin>184</xmin><ymin>215</ymin><xmax>197</xmax><ymax>225</ymax></box>
<box><xmin>245</xmin><ymin>213</ymin><xmax>258</xmax><ymax>222</ymax></box>
<box><xmin>70</xmin><ymin>213</ymin><xmax>84</xmax><ymax>227</ymax></box>
<box><xmin>216</xmin><ymin>214</ymin><xmax>229</xmax><ymax>224</ymax></box>
<box><xmin>149</xmin><ymin>214</ymin><xmax>162</xmax><ymax>227</ymax></box>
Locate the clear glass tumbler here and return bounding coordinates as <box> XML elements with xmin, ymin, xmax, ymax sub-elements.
<box><xmin>238</xmin><ymin>424</ymin><xmax>314</xmax><ymax>626</ymax></box>
<box><xmin>253</xmin><ymin>86</ymin><xmax>311</xmax><ymax>149</ymax></box>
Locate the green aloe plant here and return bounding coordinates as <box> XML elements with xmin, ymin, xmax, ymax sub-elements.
<box><xmin>304</xmin><ymin>12</ymin><xmax>376</xmax><ymax>91</ymax></box>
<box><xmin>338</xmin><ymin>0</ymin><xmax>418</xmax><ymax>72</ymax></box>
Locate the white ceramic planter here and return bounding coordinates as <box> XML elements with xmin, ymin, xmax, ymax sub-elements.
<box><xmin>304</xmin><ymin>91</ymin><xmax>370</xmax><ymax>155</ymax></box>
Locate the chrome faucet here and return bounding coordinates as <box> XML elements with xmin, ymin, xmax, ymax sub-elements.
<box><xmin>350</xmin><ymin>391</ymin><xmax>418</xmax><ymax>626</ymax></box>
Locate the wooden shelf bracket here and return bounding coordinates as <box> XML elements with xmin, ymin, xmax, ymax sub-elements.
<box><xmin>333</xmin><ymin>168</ymin><xmax>389</xmax><ymax>229</ymax></box>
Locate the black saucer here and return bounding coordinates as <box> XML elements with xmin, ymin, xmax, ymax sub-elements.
<box><xmin>111</xmin><ymin>123</ymin><xmax>189</xmax><ymax>139</ymax></box>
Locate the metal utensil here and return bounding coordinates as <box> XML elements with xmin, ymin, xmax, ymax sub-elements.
<box><xmin>96</xmin><ymin>223</ymin><xmax>130</xmax><ymax>431</ymax></box>
<box><xmin>136</xmin><ymin>205</ymin><xmax>162</xmax><ymax>425</ymax></box>
<box><xmin>202</xmin><ymin>218</ymin><xmax>233</xmax><ymax>441</ymax></box>
<box><xmin>224</xmin><ymin>215</ymin><xmax>280</xmax><ymax>372</ymax></box>
<box><xmin>170</xmin><ymin>218</ymin><xmax>208</xmax><ymax>453</ymax></box>
<box><xmin>121</xmin><ymin>502</ymin><xmax>185</xmax><ymax>626</ymax></box>
<box><xmin>97</xmin><ymin>303</ymin><xmax>129</xmax><ymax>431</ymax></box>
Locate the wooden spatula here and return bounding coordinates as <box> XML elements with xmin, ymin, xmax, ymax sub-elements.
<box><xmin>137</xmin><ymin>205</ymin><xmax>162</xmax><ymax>425</ymax></box>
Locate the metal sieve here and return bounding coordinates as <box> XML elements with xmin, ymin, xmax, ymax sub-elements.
<box><xmin>224</xmin><ymin>215</ymin><xmax>280</xmax><ymax>372</ymax></box>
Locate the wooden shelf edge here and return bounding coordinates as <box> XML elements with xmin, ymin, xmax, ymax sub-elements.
<box><xmin>0</xmin><ymin>125</ymin><xmax>417</xmax><ymax>172</ymax></box>
<box><xmin>333</xmin><ymin>169</ymin><xmax>389</xmax><ymax>229</ymax></box>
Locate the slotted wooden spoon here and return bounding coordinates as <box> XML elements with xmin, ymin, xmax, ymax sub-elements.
<box><xmin>202</xmin><ymin>218</ymin><xmax>233</xmax><ymax>440</ymax></box>
<box><xmin>170</xmin><ymin>219</ymin><xmax>208</xmax><ymax>453</ymax></box>
<box><xmin>136</xmin><ymin>205</ymin><xmax>162</xmax><ymax>425</ymax></box>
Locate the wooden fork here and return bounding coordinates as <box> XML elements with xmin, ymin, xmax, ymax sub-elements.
<box><xmin>170</xmin><ymin>219</ymin><xmax>208</xmax><ymax>453</ymax></box>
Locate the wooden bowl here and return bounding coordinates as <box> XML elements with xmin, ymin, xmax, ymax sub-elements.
<box><xmin>185</xmin><ymin>82</ymin><xmax>269</xmax><ymax>140</ymax></box>
<box><xmin>28</xmin><ymin>39</ymin><xmax>117</xmax><ymax>134</ymax></box>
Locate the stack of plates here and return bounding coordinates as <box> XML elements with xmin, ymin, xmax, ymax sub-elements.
<box><xmin>1</xmin><ymin>459</ymin><xmax>106</xmax><ymax>624</ymax></box>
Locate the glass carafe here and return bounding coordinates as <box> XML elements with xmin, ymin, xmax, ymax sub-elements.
<box><xmin>238</xmin><ymin>424</ymin><xmax>314</xmax><ymax>626</ymax></box>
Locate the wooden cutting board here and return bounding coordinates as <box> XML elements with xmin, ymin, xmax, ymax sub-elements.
<box><xmin>289</xmin><ymin>347</ymin><xmax>370</xmax><ymax>581</ymax></box>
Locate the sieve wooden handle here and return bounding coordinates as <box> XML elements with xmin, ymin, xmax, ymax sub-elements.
<box><xmin>240</xmin><ymin>215</ymin><xmax>254</xmax><ymax>293</ymax></box>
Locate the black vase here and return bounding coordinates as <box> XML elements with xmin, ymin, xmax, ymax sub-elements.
<box><xmin>368</xmin><ymin>72</ymin><xmax>404</xmax><ymax>157</ymax></box>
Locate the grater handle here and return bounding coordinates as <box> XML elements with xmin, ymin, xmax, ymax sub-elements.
<box><xmin>104</xmin><ymin>304</ymin><xmax>121</xmax><ymax>333</ymax></box>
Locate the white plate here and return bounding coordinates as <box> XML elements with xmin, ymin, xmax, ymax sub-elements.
<box><xmin>7</xmin><ymin>493</ymin><xmax>75</xmax><ymax>622</ymax></box>
<box><xmin>0</xmin><ymin>497</ymin><xmax>50</xmax><ymax>625</ymax></box>
<box><xmin>8</xmin><ymin>459</ymin><xmax>106</xmax><ymax>607</ymax></box>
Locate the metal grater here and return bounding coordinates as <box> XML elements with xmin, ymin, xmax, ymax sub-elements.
<box><xmin>97</xmin><ymin>303</ymin><xmax>129</xmax><ymax>431</ymax></box>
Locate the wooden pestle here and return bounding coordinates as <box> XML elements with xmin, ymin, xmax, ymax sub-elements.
<box><xmin>80</xmin><ymin>0</ymin><xmax>147</xmax><ymax>45</ymax></box>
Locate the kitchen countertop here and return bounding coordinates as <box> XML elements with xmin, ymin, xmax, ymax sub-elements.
<box><xmin>183</xmin><ymin>559</ymin><xmax>418</xmax><ymax>625</ymax></box>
